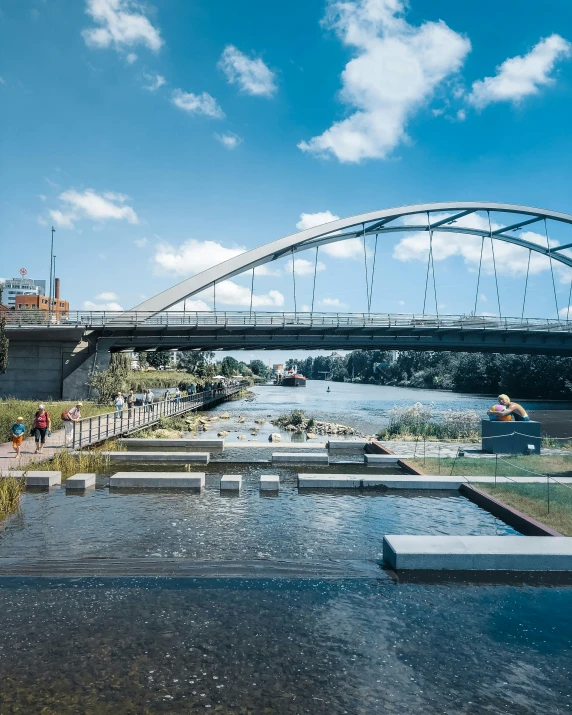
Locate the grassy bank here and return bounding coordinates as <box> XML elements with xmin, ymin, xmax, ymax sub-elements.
<box><xmin>0</xmin><ymin>400</ymin><xmax>111</xmax><ymax>442</ymax></box>
<box><xmin>410</xmin><ymin>455</ymin><xmax>572</xmax><ymax>478</ymax></box>
<box><xmin>25</xmin><ymin>442</ymin><xmax>118</xmax><ymax>480</ymax></box>
<box><xmin>378</xmin><ymin>403</ymin><xmax>480</xmax><ymax>441</ymax></box>
<box><xmin>0</xmin><ymin>476</ymin><xmax>24</xmax><ymax>518</ymax></box>
<box><xmin>476</xmin><ymin>483</ymin><xmax>572</xmax><ymax>536</ymax></box>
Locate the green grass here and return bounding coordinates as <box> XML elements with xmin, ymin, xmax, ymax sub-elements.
<box><xmin>409</xmin><ymin>455</ymin><xmax>572</xmax><ymax>478</ymax></box>
<box><xmin>0</xmin><ymin>399</ymin><xmax>111</xmax><ymax>442</ymax></box>
<box><xmin>475</xmin><ymin>483</ymin><xmax>572</xmax><ymax>536</ymax></box>
<box><xmin>0</xmin><ymin>476</ymin><xmax>24</xmax><ymax>518</ymax></box>
<box><xmin>25</xmin><ymin>441</ymin><xmax>119</xmax><ymax>480</ymax></box>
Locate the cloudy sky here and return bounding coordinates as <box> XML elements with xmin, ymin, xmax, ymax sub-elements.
<box><xmin>2</xmin><ymin>0</ymin><xmax>572</xmax><ymax>361</ymax></box>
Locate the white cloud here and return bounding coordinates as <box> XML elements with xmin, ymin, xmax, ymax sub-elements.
<box><xmin>135</xmin><ymin>237</ymin><xmax>148</xmax><ymax>248</ymax></box>
<box><xmin>48</xmin><ymin>189</ymin><xmax>138</xmax><ymax>229</ymax></box>
<box><xmin>296</xmin><ymin>211</ymin><xmax>340</xmax><ymax>231</ymax></box>
<box><xmin>322</xmin><ymin>238</ymin><xmax>364</xmax><ymax>259</ymax></box>
<box><xmin>142</xmin><ymin>72</ymin><xmax>166</xmax><ymax>91</ymax></box>
<box><xmin>456</xmin><ymin>108</ymin><xmax>466</xmax><ymax>121</ymax></box>
<box><xmin>317</xmin><ymin>297</ymin><xmax>347</xmax><ymax>309</ymax></box>
<box><xmin>171</xmin><ymin>299</ymin><xmax>212</xmax><ymax>311</ymax></box>
<box><xmin>218</xmin><ymin>45</ymin><xmax>277</xmax><ymax>97</ymax></box>
<box><xmin>559</xmin><ymin>306</ymin><xmax>572</xmax><ymax>319</ymax></box>
<box><xmin>171</xmin><ymin>90</ymin><xmax>224</xmax><ymax>118</ymax></box>
<box><xmin>83</xmin><ymin>299</ymin><xmax>124</xmax><ymax>311</ymax></box>
<box><xmin>82</xmin><ymin>0</ymin><xmax>163</xmax><ymax>53</ymax></box>
<box><xmin>214</xmin><ymin>132</ymin><xmax>243</xmax><ymax>149</ymax></box>
<box><xmin>392</xmin><ymin>212</ymin><xmax>564</xmax><ymax>278</ymax></box>
<box><xmin>38</xmin><ymin>194</ymin><xmax>47</xmax><ymax>202</ymax></box>
<box><xmin>37</xmin><ymin>215</ymin><xmax>48</xmax><ymax>227</ymax></box>
<box><xmin>286</xmin><ymin>258</ymin><xmax>327</xmax><ymax>276</ymax></box>
<box><xmin>95</xmin><ymin>291</ymin><xmax>119</xmax><ymax>300</ymax></box>
<box><xmin>467</xmin><ymin>35</ymin><xmax>571</xmax><ymax>108</ymax></box>
<box><xmin>153</xmin><ymin>238</ymin><xmax>245</xmax><ymax>276</ymax></box>
<box><xmin>197</xmin><ymin>280</ymin><xmax>284</xmax><ymax>308</ymax></box>
<box><xmin>298</xmin><ymin>0</ymin><xmax>471</xmax><ymax>162</ymax></box>
<box><xmin>126</xmin><ymin>52</ymin><xmax>137</xmax><ymax>64</ymax></box>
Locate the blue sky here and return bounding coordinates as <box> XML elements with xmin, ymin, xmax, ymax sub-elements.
<box><xmin>2</xmin><ymin>0</ymin><xmax>572</xmax><ymax>365</ymax></box>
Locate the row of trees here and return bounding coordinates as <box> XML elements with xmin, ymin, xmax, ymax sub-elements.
<box><xmin>285</xmin><ymin>350</ymin><xmax>572</xmax><ymax>399</ymax></box>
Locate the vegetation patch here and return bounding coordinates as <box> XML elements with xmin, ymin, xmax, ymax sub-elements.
<box><xmin>377</xmin><ymin>403</ymin><xmax>480</xmax><ymax>441</ymax></box>
<box><xmin>409</xmin><ymin>454</ymin><xmax>572</xmax><ymax>478</ymax></box>
<box><xmin>0</xmin><ymin>476</ymin><xmax>24</xmax><ymax>519</ymax></box>
<box><xmin>26</xmin><ymin>443</ymin><xmax>117</xmax><ymax>480</ymax></box>
<box><xmin>272</xmin><ymin>410</ymin><xmax>358</xmax><ymax>436</ymax></box>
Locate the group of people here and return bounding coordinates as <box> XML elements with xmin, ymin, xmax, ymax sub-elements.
<box><xmin>10</xmin><ymin>402</ymin><xmax>83</xmax><ymax>457</ymax></box>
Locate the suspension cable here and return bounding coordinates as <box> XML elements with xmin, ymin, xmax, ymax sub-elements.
<box><xmin>545</xmin><ymin>219</ymin><xmax>560</xmax><ymax>320</ymax></box>
<box><xmin>311</xmin><ymin>246</ymin><xmax>319</xmax><ymax>313</ymax></box>
<box><xmin>249</xmin><ymin>267</ymin><xmax>254</xmax><ymax>317</ymax></box>
<box><xmin>362</xmin><ymin>223</ymin><xmax>370</xmax><ymax>312</ymax></box>
<box><xmin>473</xmin><ymin>236</ymin><xmax>484</xmax><ymax>316</ymax></box>
<box><xmin>567</xmin><ymin>278</ymin><xmax>572</xmax><ymax>322</ymax></box>
<box><xmin>291</xmin><ymin>246</ymin><xmax>297</xmax><ymax>316</ymax></box>
<box><xmin>488</xmin><ymin>211</ymin><xmax>502</xmax><ymax>318</ymax></box>
<box><xmin>423</xmin><ymin>212</ymin><xmax>431</xmax><ymax>315</ymax></box>
<box><xmin>368</xmin><ymin>233</ymin><xmax>379</xmax><ymax>312</ymax></box>
<box><xmin>213</xmin><ymin>281</ymin><xmax>216</xmax><ymax>312</ymax></box>
<box><xmin>430</xmin><ymin>231</ymin><xmax>439</xmax><ymax>317</ymax></box>
<box><xmin>521</xmin><ymin>249</ymin><xmax>531</xmax><ymax>320</ymax></box>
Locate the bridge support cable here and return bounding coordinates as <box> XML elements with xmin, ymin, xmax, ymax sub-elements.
<box><xmin>545</xmin><ymin>219</ymin><xmax>560</xmax><ymax>320</ymax></box>
<box><xmin>567</xmin><ymin>279</ymin><xmax>572</xmax><ymax>322</ymax></box>
<box><xmin>488</xmin><ymin>211</ymin><xmax>502</xmax><ymax>318</ymax></box>
<box><xmin>311</xmin><ymin>246</ymin><xmax>319</xmax><ymax>313</ymax></box>
<box><xmin>521</xmin><ymin>249</ymin><xmax>531</xmax><ymax>320</ymax></box>
<box><xmin>367</xmin><ymin>234</ymin><xmax>379</xmax><ymax>314</ymax></box>
<box><xmin>213</xmin><ymin>282</ymin><xmax>216</xmax><ymax>313</ymax></box>
<box><xmin>291</xmin><ymin>246</ymin><xmax>297</xmax><ymax>316</ymax></box>
<box><xmin>473</xmin><ymin>236</ymin><xmax>485</xmax><ymax>316</ymax></box>
<box><xmin>362</xmin><ymin>223</ymin><xmax>370</xmax><ymax>313</ymax></box>
<box><xmin>422</xmin><ymin>212</ymin><xmax>438</xmax><ymax>316</ymax></box>
<box><xmin>430</xmin><ymin>231</ymin><xmax>439</xmax><ymax>318</ymax></box>
<box><xmin>249</xmin><ymin>268</ymin><xmax>254</xmax><ymax>317</ymax></box>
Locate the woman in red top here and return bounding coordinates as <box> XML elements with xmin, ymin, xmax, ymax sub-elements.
<box><xmin>33</xmin><ymin>404</ymin><xmax>51</xmax><ymax>454</ymax></box>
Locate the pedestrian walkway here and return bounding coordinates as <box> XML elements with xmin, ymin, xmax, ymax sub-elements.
<box><xmin>0</xmin><ymin>426</ymin><xmax>67</xmax><ymax>472</ymax></box>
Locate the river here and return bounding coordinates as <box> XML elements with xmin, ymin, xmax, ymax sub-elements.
<box><xmin>203</xmin><ymin>380</ymin><xmax>572</xmax><ymax>440</ymax></box>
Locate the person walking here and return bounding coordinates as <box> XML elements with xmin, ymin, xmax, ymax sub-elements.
<box><xmin>146</xmin><ymin>389</ymin><xmax>155</xmax><ymax>416</ymax></box>
<box><xmin>114</xmin><ymin>392</ymin><xmax>125</xmax><ymax>419</ymax></box>
<box><xmin>63</xmin><ymin>402</ymin><xmax>82</xmax><ymax>447</ymax></box>
<box><xmin>174</xmin><ymin>387</ymin><xmax>181</xmax><ymax>407</ymax></box>
<box><xmin>11</xmin><ymin>417</ymin><xmax>26</xmax><ymax>458</ymax></box>
<box><xmin>33</xmin><ymin>404</ymin><xmax>52</xmax><ymax>454</ymax></box>
<box><xmin>127</xmin><ymin>390</ymin><xmax>136</xmax><ymax>419</ymax></box>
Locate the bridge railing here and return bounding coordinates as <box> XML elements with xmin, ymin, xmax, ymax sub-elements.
<box><xmin>4</xmin><ymin>310</ymin><xmax>572</xmax><ymax>332</ymax></box>
<box><xmin>70</xmin><ymin>381</ymin><xmax>248</xmax><ymax>450</ymax></box>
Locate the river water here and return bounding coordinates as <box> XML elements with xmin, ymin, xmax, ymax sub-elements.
<box><xmin>203</xmin><ymin>380</ymin><xmax>572</xmax><ymax>440</ymax></box>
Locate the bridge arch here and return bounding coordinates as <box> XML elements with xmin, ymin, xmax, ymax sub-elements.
<box><xmin>131</xmin><ymin>202</ymin><xmax>572</xmax><ymax>314</ymax></box>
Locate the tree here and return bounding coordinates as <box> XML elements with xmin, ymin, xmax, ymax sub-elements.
<box><xmin>88</xmin><ymin>353</ymin><xmax>131</xmax><ymax>404</ymax></box>
<box><xmin>146</xmin><ymin>351</ymin><xmax>172</xmax><ymax>369</ymax></box>
<box><xmin>221</xmin><ymin>356</ymin><xmax>239</xmax><ymax>377</ymax></box>
<box><xmin>238</xmin><ymin>361</ymin><xmax>253</xmax><ymax>376</ymax></box>
<box><xmin>136</xmin><ymin>350</ymin><xmax>148</xmax><ymax>370</ymax></box>
<box><xmin>178</xmin><ymin>350</ymin><xmax>215</xmax><ymax>374</ymax></box>
<box><xmin>249</xmin><ymin>359</ymin><xmax>268</xmax><ymax>378</ymax></box>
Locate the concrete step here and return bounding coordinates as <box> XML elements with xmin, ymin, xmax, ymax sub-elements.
<box><xmin>109</xmin><ymin>472</ymin><xmax>205</xmax><ymax>489</ymax></box>
<box><xmin>298</xmin><ymin>475</ymin><xmax>361</xmax><ymax>488</ymax></box>
<box><xmin>364</xmin><ymin>454</ymin><xmax>400</xmax><ymax>465</ymax></box>
<box><xmin>220</xmin><ymin>474</ymin><xmax>242</xmax><ymax>491</ymax></box>
<box><xmin>260</xmin><ymin>474</ymin><xmax>280</xmax><ymax>491</ymax></box>
<box><xmin>26</xmin><ymin>471</ymin><xmax>61</xmax><ymax>487</ymax></box>
<box><xmin>102</xmin><ymin>451</ymin><xmax>210</xmax><ymax>464</ymax></box>
<box><xmin>327</xmin><ymin>440</ymin><xmax>368</xmax><ymax>450</ymax></box>
<box><xmin>119</xmin><ymin>438</ymin><xmax>224</xmax><ymax>451</ymax></box>
<box><xmin>383</xmin><ymin>535</ymin><xmax>572</xmax><ymax>571</ymax></box>
<box><xmin>66</xmin><ymin>473</ymin><xmax>96</xmax><ymax>489</ymax></box>
<box><xmin>272</xmin><ymin>452</ymin><xmax>329</xmax><ymax>464</ymax></box>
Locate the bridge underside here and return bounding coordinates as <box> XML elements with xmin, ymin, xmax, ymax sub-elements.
<box><xmin>102</xmin><ymin>325</ymin><xmax>572</xmax><ymax>356</ymax></box>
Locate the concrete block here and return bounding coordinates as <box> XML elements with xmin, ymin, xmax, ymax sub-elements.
<box><xmin>327</xmin><ymin>440</ymin><xmax>368</xmax><ymax>450</ymax></box>
<box><xmin>260</xmin><ymin>474</ymin><xmax>280</xmax><ymax>491</ymax></box>
<box><xmin>102</xmin><ymin>451</ymin><xmax>210</xmax><ymax>464</ymax></box>
<box><xmin>362</xmin><ymin>476</ymin><xmax>465</xmax><ymax>489</ymax></box>
<box><xmin>272</xmin><ymin>452</ymin><xmax>329</xmax><ymax>465</ymax></box>
<box><xmin>220</xmin><ymin>474</ymin><xmax>242</xmax><ymax>491</ymax></box>
<box><xmin>364</xmin><ymin>454</ymin><xmax>400</xmax><ymax>466</ymax></box>
<box><xmin>66</xmin><ymin>473</ymin><xmax>96</xmax><ymax>489</ymax></box>
<box><xmin>26</xmin><ymin>471</ymin><xmax>61</xmax><ymax>487</ymax></box>
<box><xmin>481</xmin><ymin>419</ymin><xmax>541</xmax><ymax>454</ymax></box>
<box><xmin>298</xmin><ymin>474</ymin><xmax>361</xmax><ymax>488</ymax></box>
<box><xmin>109</xmin><ymin>472</ymin><xmax>205</xmax><ymax>489</ymax></box>
<box><xmin>383</xmin><ymin>535</ymin><xmax>572</xmax><ymax>571</ymax></box>
<box><xmin>119</xmin><ymin>438</ymin><xmax>224</xmax><ymax>451</ymax></box>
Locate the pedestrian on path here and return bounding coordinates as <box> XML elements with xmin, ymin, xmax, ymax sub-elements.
<box><xmin>33</xmin><ymin>405</ymin><xmax>52</xmax><ymax>454</ymax></box>
<box><xmin>114</xmin><ymin>392</ymin><xmax>125</xmax><ymax>418</ymax></box>
<box><xmin>146</xmin><ymin>389</ymin><xmax>155</xmax><ymax>415</ymax></box>
<box><xmin>175</xmin><ymin>387</ymin><xmax>181</xmax><ymax>406</ymax></box>
<box><xmin>11</xmin><ymin>417</ymin><xmax>26</xmax><ymax>458</ymax></box>
<box><xmin>63</xmin><ymin>402</ymin><xmax>82</xmax><ymax>447</ymax></box>
<box><xmin>127</xmin><ymin>390</ymin><xmax>136</xmax><ymax>413</ymax></box>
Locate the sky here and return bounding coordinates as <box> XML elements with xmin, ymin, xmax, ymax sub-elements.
<box><xmin>2</xmin><ymin>0</ymin><xmax>572</xmax><ymax>363</ymax></box>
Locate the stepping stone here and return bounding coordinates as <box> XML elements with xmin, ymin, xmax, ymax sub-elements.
<box><xmin>364</xmin><ymin>454</ymin><xmax>400</xmax><ymax>465</ymax></box>
<box><xmin>260</xmin><ymin>474</ymin><xmax>280</xmax><ymax>491</ymax></box>
<box><xmin>109</xmin><ymin>472</ymin><xmax>205</xmax><ymax>489</ymax></box>
<box><xmin>119</xmin><ymin>438</ymin><xmax>223</xmax><ymax>451</ymax></box>
<box><xmin>298</xmin><ymin>474</ymin><xmax>361</xmax><ymax>488</ymax></box>
<box><xmin>272</xmin><ymin>452</ymin><xmax>328</xmax><ymax>464</ymax></box>
<box><xmin>66</xmin><ymin>473</ymin><xmax>96</xmax><ymax>489</ymax></box>
<box><xmin>26</xmin><ymin>471</ymin><xmax>61</xmax><ymax>487</ymax></box>
<box><xmin>383</xmin><ymin>535</ymin><xmax>572</xmax><ymax>571</ymax></box>
<box><xmin>327</xmin><ymin>440</ymin><xmax>368</xmax><ymax>450</ymax></box>
<box><xmin>220</xmin><ymin>474</ymin><xmax>242</xmax><ymax>491</ymax></box>
<box><xmin>102</xmin><ymin>451</ymin><xmax>210</xmax><ymax>464</ymax></box>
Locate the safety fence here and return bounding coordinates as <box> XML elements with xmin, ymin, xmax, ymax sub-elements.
<box><xmin>70</xmin><ymin>382</ymin><xmax>248</xmax><ymax>450</ymax></box>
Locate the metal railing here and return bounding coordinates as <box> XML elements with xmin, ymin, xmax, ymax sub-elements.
<box><xmin>5</xmin><ymin>310</ymin><xmax>572</xmax><ymax>333</ymax></box>
<box><xmin>70</xmin><ymin>381</ymin><xmax>248</xmax><ymax>450</ymax></box>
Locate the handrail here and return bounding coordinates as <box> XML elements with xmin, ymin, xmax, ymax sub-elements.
<box><xmin>71</xmin><ymin>381</ymin><xmax>248</xmax><ymax>450</ymax></box>
<box><xmin>4</xmin><ymin>310</ymin><xmax>572</xmax><ymax>333</ymax></box>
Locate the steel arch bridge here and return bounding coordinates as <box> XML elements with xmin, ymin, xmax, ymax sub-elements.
<box><xmin>129</xmin><ymin>201</ymin><xmax>572</xmax><ymax>315</ymax></box>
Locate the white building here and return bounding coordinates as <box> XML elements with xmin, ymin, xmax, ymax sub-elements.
<box><xmin>1</xmin><ymin>278</ymin><xmax>46</xmax><ymax>308</ymax></box>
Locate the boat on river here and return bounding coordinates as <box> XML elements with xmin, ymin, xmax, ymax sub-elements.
<box><xmin>277</xmin><ymin>369</ymin><xmax>307</xmax><ymax>387</ymax></box>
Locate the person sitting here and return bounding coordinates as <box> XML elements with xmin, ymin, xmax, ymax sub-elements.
<box><xmin>487</xmin><ymin>394</ymin><xmax>529</xmax><ymax>422</ymax></box>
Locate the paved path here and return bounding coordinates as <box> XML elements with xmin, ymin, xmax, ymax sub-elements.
<box><xmin>377</xmin><ymin>440</ymin><xmax>571</xmax><ymax>458</ymax></box>
<box><xmin>0</xmin><ymin>428</ymin><xmax>67</xmax><ymax>472</ymax></box>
